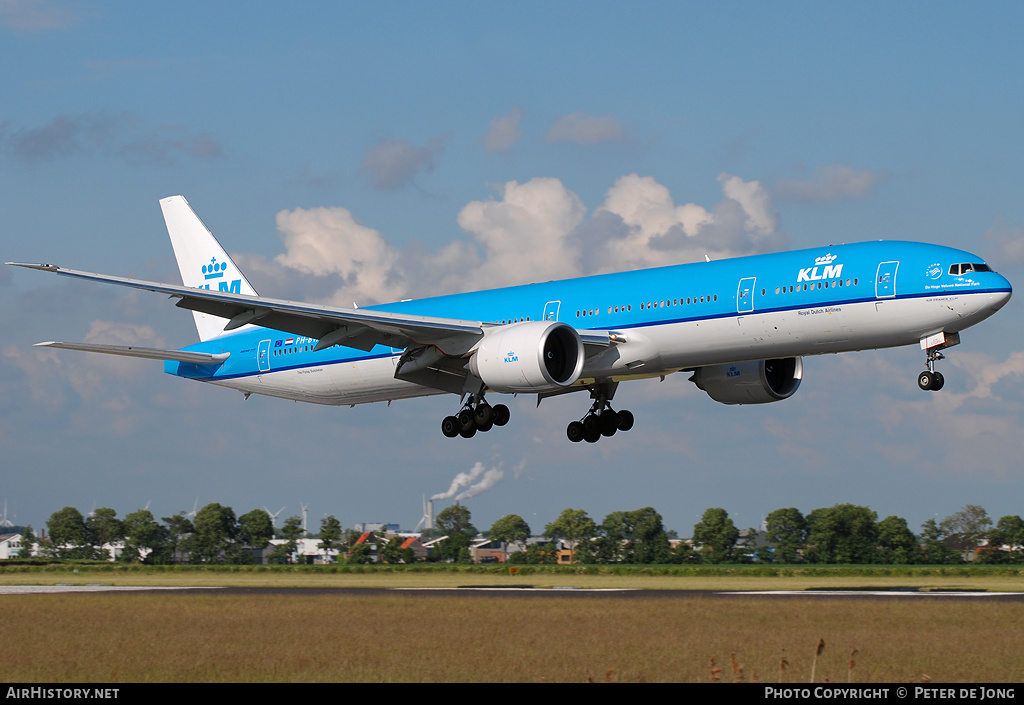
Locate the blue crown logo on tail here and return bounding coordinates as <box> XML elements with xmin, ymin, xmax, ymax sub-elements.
<box><xmin>196</xmin><ymin>257</ymin><xmax>240</xmax><ymax>293</ymax></box>
<box><xmin>202</xmin><ymin>257</ymin><xmax>227</xmax><ymax>280</ymax></box>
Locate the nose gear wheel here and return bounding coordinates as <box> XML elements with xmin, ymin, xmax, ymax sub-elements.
<box><xmin>918</xmin><ymin>349</ymin><xmax>946</xmax><ymax>391</ymax></box>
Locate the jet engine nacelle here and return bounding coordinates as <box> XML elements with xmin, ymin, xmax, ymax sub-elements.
<box><xmin>690</xmin><ymin>357</ymin><xmax>803</xmax><ymax>404</ymax></box>
<box><xmin>469</xmin><ymin>320</ymin><xmax>585</xmax><ymax>393</ymax></box>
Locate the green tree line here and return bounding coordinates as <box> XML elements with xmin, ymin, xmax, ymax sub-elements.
<box><xmin>18</xmin><ymin>501</ymin><xmax>1024</xmax><ymax>565</ymax></box>
<box><xmin>485</xmin><ymin>504</ymin><xmax>1024</xmax><ymax>565</ymax></box>
<box><xmin>35</xmin><ymin>504</ymin><xmax>351</xmax><ymax>565</ymax></box>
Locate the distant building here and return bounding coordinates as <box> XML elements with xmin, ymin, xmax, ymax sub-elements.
<box><xmin>397</xmin><ymin>536</ymin><xmax>429</xmax><ymax>562</ymax></box>
<box><xmin>470</xmin><ymin>538</ymin><xmax>506</xmax><ymax>563</ymax></box>
<box><xmin>344</xmin><ymin>532</ymin><xmax>427</xmax><ymax>563</ymax></box>
<box><xmin>266</xmin><ymin>537</ymin><xmax>342</xmax><ymax>564</ymax></box>
<box><xmin>737</xmin><ymin>528</ymin><xmax>769</xmax><ymax>559</ymax></box>
<box><xmin>353</xmin><ymin>523</ymin><xmax>401</xmax><ymax>534</ymax></box>
<box><xmin>0</xmin><ymin>533</ymin><xmax>24</xmax><ymax>559</ymax></box>
<box><xmin>348</xmin><ymin>532</ymin><xmax>381</xmax><ymax>563</ymax></box>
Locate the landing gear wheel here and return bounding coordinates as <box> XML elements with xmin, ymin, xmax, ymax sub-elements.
<box><xmin>616</xmin><ymin>409</ymin><xmax>634</xmax><ymax>432</ymax></box>
<box><xmin>918</xmin><ymin>371</ymin><xmax>935</xmax><ymax>391</ymax></box>
<box><xmin>566</xmin><ymin>382</ymin><xmax>626</xmax><ymax>443</ymax></box>
<box><xmin>474</xmin><ymin>403</ymin><xmax>494</xmax><ymax>426</ymax></box>
<box><xmin>931</xmin><ymin>371</ymin><xmax>945</xmax><ymax>391</ymax></box>
<box><xmin>492</xmin><ymin>404</ymin><xmax>510</xmax><ymax>426</ymax></box>
<box><xmin>444</xmin><ymin>395</ymin><xmax>510</xmax><ymax>440</ymax></box>
<box><xmin>441</xmin><ymin>416</ymin><xmax>460</xmax><ymax>438</ymax></box>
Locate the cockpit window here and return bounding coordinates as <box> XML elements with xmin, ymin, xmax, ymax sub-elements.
<box><xmin>949</xmin><ymin>263</ymin><xmax>991</xmax><ymax>276</ymax></box>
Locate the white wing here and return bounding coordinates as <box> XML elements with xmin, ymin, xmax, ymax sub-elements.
<box><xmin>7</xmin><ymin>262</ymin><xmax>486</xmax><ymax>355</ymax></box>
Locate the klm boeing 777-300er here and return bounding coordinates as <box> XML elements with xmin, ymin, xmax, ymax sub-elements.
<box><xmin>7</xmin><ymin>196</ymin><xmax>1013</xmax><ymax>443</ymax></box>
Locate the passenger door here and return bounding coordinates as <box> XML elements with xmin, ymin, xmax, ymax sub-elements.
<box><xmin>257</xmin><ymin>339</ymin><xmax>271</xmax><ymax>372</ymax></box>
<box><xmin>737</xmin><ymin>277</ymin><xmax>756</xmax><ymax>313</ymax></box>
<box><xmin>876</xmin><ymin>261</ymin><xmax>898</xmax><ymax>298</ymax></box>
<box><xmin>543</xmin><ymin>300</ymin><xmax>561</xmax><ymax>321</ymax></box>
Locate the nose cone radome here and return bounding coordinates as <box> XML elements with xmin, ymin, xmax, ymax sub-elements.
<box><xmin>991</xmin><ymin>273</ymin><xmax>1012</xmax><ymax>312</ymax></box>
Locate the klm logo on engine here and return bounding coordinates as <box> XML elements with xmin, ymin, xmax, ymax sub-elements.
<box><xmin>197</xmin><ymin>257</ymin><xmax>241</xmax><ymax>294</ymax></box>
<box><xmin>504</xmin><ymin>350</ymin><xmax>518</xmax><ymax>363</ymax></box>
<box><xmin>726</xmin><ymin>366</ymin><xmax>740</xmax><ymax>378</ymax></box>
<box><xmin>797</xmin><ymin>253</ymin><xmax>843</xmax><ymax>283</ymax></box>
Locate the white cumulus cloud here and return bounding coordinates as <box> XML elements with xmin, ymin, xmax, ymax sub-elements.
<box><xmin>590</xmin><ymin>173</ymin><xmax>781</xmax><ymax>273</ymax></box>
<box><xmin>241</xmin><ymin>173</ymin><xmax>783</xmax><ymax>305</ymax></box>
<box><xmin>719</xmin><ymin>173</ymin><xmax>777</xmax><ymax>234</ymax></box>
<box><xmin>273</xmin><ymin>206</ymin><xmax>404</xmax><ymax>305</ymax></box>
<box><xmin>457</xmin><ymin>178</ymin><xmax>587</xmax><ymax>287</ymax></box>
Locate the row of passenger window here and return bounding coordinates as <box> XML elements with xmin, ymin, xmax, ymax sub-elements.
<box><xmin>275</xmin><ymin>345</ymin><xmax>309</xmax><ymax>356</ymax></box>
<box><xmin>274</xmin><ymin>344</ymin><xmax>344</xmax><ymax>357</ymax></box>
<box><xmin>576</xmin><ymin>294</ymin><xmax>720</xmax><ymax>319</ymax></box>
<box><xmin>531</xmin><ymin>276</ymin><xmax>864</xmax><ymax>324</ymax></box>
<box><xmin>771</xmin><ymin>278</ymin><xmax>859</xmax><ymax>295</ymax></box>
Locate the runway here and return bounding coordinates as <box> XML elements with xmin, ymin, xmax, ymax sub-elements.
<box><xmin>3</xmin><ymin>584</ymin><xmax>1023</xmax><ymax>599</ymax></box>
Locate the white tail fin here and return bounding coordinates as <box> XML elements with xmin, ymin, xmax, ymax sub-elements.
<box><xmin>160</xmin><ymin>195</ymin><xmax>259</xmax><ymax>342</ymax></box>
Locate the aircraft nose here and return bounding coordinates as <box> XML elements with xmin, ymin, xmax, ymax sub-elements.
<box><xmin>990</xmin><ymin>274</ymin><xmax>1012</xmax><ymax>311</ymax></box>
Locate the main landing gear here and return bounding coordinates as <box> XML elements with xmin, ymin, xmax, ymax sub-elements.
<box><xmin>917</xmin><ymin>348</ymin><xmax>945</xmax><ymax>391</ymax></box>
<box><xmin>441</xmin><ymin>394</ymin><xmax>510</xmax><ymax>439</ymax></box>
<box><xmin>566</xmin><ymin>384</ymin><xmax>634</xmax><ymax>443</ymax></box>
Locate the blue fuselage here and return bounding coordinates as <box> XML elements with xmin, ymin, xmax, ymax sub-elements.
<box><xmin>168</xmin><ymin>240</ymin><xmax>1011</xmax><ymax>405</ymax></box>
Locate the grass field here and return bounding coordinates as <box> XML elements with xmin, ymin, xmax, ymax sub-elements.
<box><xmin>4</xmin><ymin>591</ymin><xmax>1024</xmax><ymax>682</ymax></box>
<box><xmin>4</xmin><ymin>565</ymin><xmax>1021</xmax><ymax>682</ymax></box>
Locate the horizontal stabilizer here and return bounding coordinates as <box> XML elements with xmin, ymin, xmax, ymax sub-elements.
<box><xmin>34</xmin><ymin>341</ymin><xmax>229</xmax><ymax>365</ymax></box>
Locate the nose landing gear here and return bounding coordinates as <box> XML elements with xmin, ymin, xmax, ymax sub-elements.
<box><xmin>917</xmin><ymin>349</ymin><xmax>945</xmax><ymax>391</ymax></box>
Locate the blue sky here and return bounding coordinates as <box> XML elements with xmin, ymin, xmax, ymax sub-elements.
<box><xmin>3</xmin><ymin>1</ymin><xmax>1023</xmax><ymax>537</ymax></box>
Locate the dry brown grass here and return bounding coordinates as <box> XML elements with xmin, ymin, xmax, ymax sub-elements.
<box><xmin>3</xmin><ymin>593</ymin><xmax>1023</xmax><ymax>682</ymax></box>
<box><xmin>2</xmin><ymin>567</ymin><xmax>1023</xmax><ymax>592</ymax></box>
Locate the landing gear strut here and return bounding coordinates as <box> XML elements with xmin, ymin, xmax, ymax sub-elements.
<box><xmin>566</xmin><ymin>384</ymin><xmax>633</xmax><ymax>443</ymax></box>
<box><xmin>917</xmin><ymin>349</ymin><xmax>946</xmax><ymax>392</ymax></box>
<box><xmin>441</xmin><ymin>393</ymin><xmax>510</xmax><ymax>439</ymax></box>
